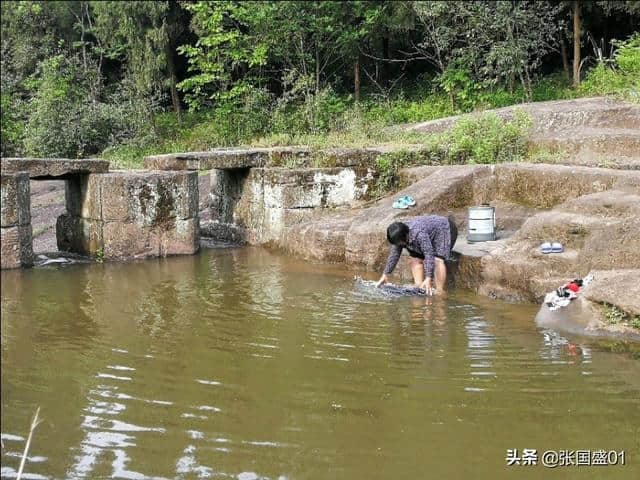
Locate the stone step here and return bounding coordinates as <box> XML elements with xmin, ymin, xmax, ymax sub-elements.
<box><xmin>145</xmin><ymin>145</ymin><xmax>427</xmax><ymax>171</ymax></box>
<box><xmin>530</xmin><ymin>127</ymin><xmax>640</xmax><ymax>167</ymax></box>
<box><xmin>399</xmin><ymin>97</ymin><xmax>640</xmax><ymax>135</ymax></box>
<box><xmin>1</xmin><ymin>157</ymin><xmax>109</xmax><ymax>179</ymax></box>
<box><xmin>493</xmin><ymin>163</ymin><xmax>640</xmax><ymax>209</ymax></box>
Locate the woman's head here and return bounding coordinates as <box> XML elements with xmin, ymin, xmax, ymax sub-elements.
<box><xmin>387</xmin><ymin>222</ymin><xmax>409</xmax><ymax>246</ymax></box>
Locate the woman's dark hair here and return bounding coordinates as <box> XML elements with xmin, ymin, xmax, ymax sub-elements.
<box><xmin>387</xmin><ymin>222</ymin><xmax>409</xmax><ymax>245</ymax></box>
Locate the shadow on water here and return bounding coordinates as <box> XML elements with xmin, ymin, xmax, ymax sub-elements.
<box><xmin>1</xmin><ymin>247</ymin><xmax>639</xmax><ymax>479</ymax></box>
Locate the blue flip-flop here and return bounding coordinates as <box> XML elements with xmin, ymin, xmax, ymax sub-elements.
<box><xmin>551</xmin><ymin>242</ymin><xmax>564</xmax><ymax>253</ymax></box>
<box><xmin>400</xmin><ymin>195</ymin><xmax>416</xmax><ymax>207</ymax></box>
<box><xmin>392</xmin><ymin>199</ymin><xmax>408</xmax><ymax>209</ymax></box>
<box><xmin>540</xmin><ymin>242</ymin><xmax>552</xmax><ymax>254</ymax></box>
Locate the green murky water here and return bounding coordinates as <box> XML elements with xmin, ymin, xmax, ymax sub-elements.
<box><xmin>1</xmin><ymin>247</ymin><xmax>639</xmax><ymax>479</ymax></box>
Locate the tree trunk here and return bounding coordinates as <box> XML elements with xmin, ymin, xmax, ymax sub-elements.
<box><xmin>315</xmin><ymin>48</ymin><xmax>320</xmax><ymax>94</ymax></box>
<box><xmin>560</xmin><ymin>37</ymin><xmax>570</xmax><ymax>82</ymax></box>
<box><xmin>354</xmin><ymin>54</ymin><xmax>360</xmax><ymax>103</ymax></box>
<box><xmin>573</xmin><ymin>1</ymin><xmax>581</xmax><ymax>87</ymax></box>
<box><xmin>382</xmin><ymin>33</ymin><xmax>390</xmax><ymax>85</ymax></box>
<box><xmin>166</xmin><ymin>45</ymin><xmax>182</xmax><ymax>122</ymax></box>
<box><xmin>523</xmin><ymin>65</ymin><xmax>533</xmax><ymax>102</ymax></box>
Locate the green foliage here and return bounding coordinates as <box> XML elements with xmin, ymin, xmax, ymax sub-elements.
<box><xmin>1</xmin><ymin>90</ymin><xmax>26</xmax><ymax>156</ymax></box>
<box><xmin>438</xmin><ymin>66</ymin><xmax>479</xmax><ymax>111</ymax></box>
<box><xmin>370</xmin><ymin>110</ymin><xmax>532</xmax><ymax>196</ymax></box>
<box><xmin>579</xmin><ymin>33</ymin><xmax>640</xmax><ymax>101</ymax></box>
<box><xmin>603</xmin><ymin>303</ymin><xmax>640</xmax><ymax>329</ymax></box>
<box><xmin>446</xmin><ymin>110</ymin><xmax>532</xmax><ymax>164</ymax></box>
<box><xmin>373</xmin><ymin>150</ymin><xmax>416</xmax><ymax>196</ymax></box>
<box><xmin>93</xmin><ymin>1</ymin><xmax>170</xmax><ymax>95</ymax></box>
<box><xmin>23</xmin><ymin>54</ymin><xmax>148</xmax><ymax>158</ymax></box>
<box><xmin>2</xmin><ymin>1</ymin><xmax>637</xmax><ymax>163</ymax></box>
<box><xmin>410</xmin><ymin>1</ymin><xmax>562</xmax><ymax>101</ymax></box>
<box><xmin>177</xmin><ymin>1</ymin><xmax>271</xmax><ymax>110</ymax></box>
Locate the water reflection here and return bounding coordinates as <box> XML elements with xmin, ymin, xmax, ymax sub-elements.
<box><xmin>1</xmin><ymin>248</ymin><xmax>639</xmax><ymax>479</ymax></box>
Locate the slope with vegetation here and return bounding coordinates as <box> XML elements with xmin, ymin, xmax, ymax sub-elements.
<box><xmin>1</xmin><ymin>1</ymin><xmax>638</xmax><ymax>169</ymax></box>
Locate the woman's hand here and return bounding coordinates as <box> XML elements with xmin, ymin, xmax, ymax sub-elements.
<box><xmin>375</xmin><ymin>274</ymin><xmax>388</xmax><ymax>288</ymax></box>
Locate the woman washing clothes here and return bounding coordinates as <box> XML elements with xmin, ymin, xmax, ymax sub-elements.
<box><xmin>376</xmin><ymin>215</ymin><xmax>458</xmax><ymax>295</ymax></box>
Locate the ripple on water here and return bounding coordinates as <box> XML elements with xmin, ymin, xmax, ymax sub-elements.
<box><xmin>2</xmin><ymin>248</ymin><xmax>639</xmax><ymax>479</ymax></box>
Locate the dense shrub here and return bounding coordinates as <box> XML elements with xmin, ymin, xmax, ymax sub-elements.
<box><xmin>0</xmin><ymin>90</ymin><xmax>26</xmax><ymax>156</ymax></box>
<box><xmin>23</xmin><ymin>55</ymin><xmax>150</xmax><ymax>158</ymax></box>
<box><xmin>580</xmin><ymin>33</ymin><xmax>640</xmax><ymax>100</ymax></box>
<box><xmin>371</xmin><ymin>110</ymin><xmax>532</xmax><ymax>196</ymax></box>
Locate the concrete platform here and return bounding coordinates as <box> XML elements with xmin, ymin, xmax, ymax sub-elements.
<box><xmin>144</xmin><ymin>145</ymin><xmax>426</xmax><ymax>171</ymax></box>
<box><xmin>57</xmin><ymin>170</ymin><xmax>200</xmax><ymax>260</ymax></box>
<box><xmin>1</xmin><ymin>157</ymin><xmax>109</xmax><ymax>179</ymax></box>
<box><xmin>452</xmin><ymin>233</ymin><xmax>512</xmax><ymax>257</ymax></box>
<box><xmin>144</xmin><ymin>147</ymin><xmax>310</xmax><ymax>170</ymax></box>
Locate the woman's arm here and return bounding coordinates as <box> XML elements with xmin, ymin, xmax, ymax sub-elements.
<box><xmin>383</xmin><ymin>244</ymin><xmax>403</xmax><ymax>275</ymax></box>
<box><xmin>376</xmin><ymin>244</ymin><xmax>403</xmax><ymax>286</ymax></box>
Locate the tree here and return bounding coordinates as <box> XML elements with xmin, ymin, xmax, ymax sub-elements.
<box><xmin>408</xmin><ymin>2</ymin><xmax>561</xmax><ymax>104</ymax></box>
<box><xmin>573</xmin><ymin>0</ymin><xmax>581</xmax><ymax>87</ymax></box>
<box><xmin>177</xmin><ymin>1</ymin><xmax>271</xmax><ymax>110</ymax></box>
<box><xmin>563</xmin><ymin>0</ymin><xmax>640</xmax><ymax>87</ymax></box>
<box><xmin>471</xmin><ymin>1</ymin><xmax>562</xmax><ymax>100</ymax></box>
<box><xmin>92</xmin><ymin>1</ymin><xmax>188</xmax><ymax>120</ymax></box>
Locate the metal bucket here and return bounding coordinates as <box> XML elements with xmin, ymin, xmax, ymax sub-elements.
<box><xmin>467</xmin><ymin>205</ymin><xmax>496</xmax><ymax>242</ymax></box>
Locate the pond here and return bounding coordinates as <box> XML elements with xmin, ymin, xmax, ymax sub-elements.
<box><xmin>1</xmin><ymin>247</ymin><xmax>639</xmax><ymax>479</ymax></box>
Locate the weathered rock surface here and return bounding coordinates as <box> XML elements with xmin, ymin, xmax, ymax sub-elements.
<box><xmin>1</xmin><ymin>173</ymin><xmax>32</xmax><ymax>269</ymax></box>
<box><xmin>582</xmin><ymin>270</ymin><xmax>640</xmax><ymax>317</ymax></box>
<box><xmin>144</xmin><ymin>145</ymin><xmax>426</xmax><ymax>171</ymax></box>
<box><xmin>534</xmin><ymin>269</ymin><xmax>640</xmax><ymax>340</ymax></box>
<box><xmin>492</xmin><ymin>163</ymin><xmax>640</xmax><ymax>208</ymax></box>
<box><xmin>199</xmin><ymin>220</ymin><xmax>246</xmax><ymax>245</ymax></box>
<box><xmin>1</xmin><ymin>157</ymin><xmax>109</xmax><ymax>179</ymax></box>
<box><xmin>275</xmin><ymin>163</ymin><xmax>640</xmax><ymax>309</ymax></box>
<box><xmin>1</xmin><ymin>224</ymin><xmax>33</xmax><ymax>269</ymax></box>
<box><xmin>400</xmin><ymin>97</ymin><xmax>640</xmax><ymax>135</ymax></box>
<box><xmin>344</xmin><ymin>165</ymin><xmax>486</xmax><ymax>269</ymax></box>
<box><xmin>398</xmin><ymin>97</ymin><xmax>640</xmax><ymax>170</ymax></box>
<box><xmin>464</xmin><ymin>189</ymin><xmax>640</xmax><ymax>302</ymax></box>
<box><xmin>204</xmin><ymin>166</ymin><xmax>375</xmax><ymax>245</ymax></box>
<box><xmin>57</xmin><ymin>171</ymin><xmax>199</xmax><ymax>260</ymax></box>
<box><xmin>1</xmin><ymin>172</ymin><xmax>31</xmax><ymax>227</ymax></box>
<box><xmin>529</xmin><ymin>127</ymin><xmax>640</xmax><ymax>169</ymax></box>
<box><xmin>144</xmin><ymin>147</ymin><xmax>309</xmax><ymax>170</ymax></box>
<box><xmin>283</xmin><ymin>165</ymin><xmax>486</xmax><ymax>267</ymax></box>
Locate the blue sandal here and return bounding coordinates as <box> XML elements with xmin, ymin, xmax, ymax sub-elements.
<box><xmin>400</xmin><ymin>195</ymin><xmax>416</xmax><ymax>206</ymax></box>
<box><xmin>392</xmin><ymin>198</ymin><xmax>409</xmax><ymax>209</ymax></box>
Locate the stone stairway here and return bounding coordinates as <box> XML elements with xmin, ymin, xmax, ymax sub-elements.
<box><xmin>399</xmin><ymin>96</ymin><xmax>640</xmax><ymax>171</ymax></box>
<box><xmin>530</xmin><ymin>127</ymin><xmax>640</xmax><ymax>169</ymax></box>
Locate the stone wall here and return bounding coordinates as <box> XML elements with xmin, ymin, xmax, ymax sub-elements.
<box><xmin>57</xmin><ymin>171</ymin><xmax>199</xmax><ymax>260</ymax></box>
<box><xmin>1</xmin><ymin>172</ymin><xmax>33</xmax><ymax>268</ymax></box>
<box><xmin>206</xmin><ymin>166</ymin><xmax>375</xmax><ymax>245</ymax></box>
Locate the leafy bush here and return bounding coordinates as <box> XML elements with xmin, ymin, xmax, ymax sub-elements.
<box><xmin>23</xmin><ymin>55</ymin><xmax>152</xmax><ymax>158</ymax></box>
<box><xmin>445</xmin><ymin>109</ymin><xmax>532</xmax><ymax>164</ymax></box>
<box><xmin>580</xmin><ymin>33</ymin><xmax>640</xmax><ymax>100</ymax></box>
<box><xmin>438</xmin><ymin>65</ymin><xmax>480</xmax><ymax>111</ymax></box>
<box><xmin>603</xmin><ymin>303</ymin><xmax>640</xmax><ymax>330</ymax></box>
<box><xmin>1</xmin><ymin>90</ymin><xmax>26</xmax><ymax>156</ymax></box>
<box><xmin>371</xmin><ymin>110</ymin><xmax>532</xmax><ymax>196</ymax></box>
